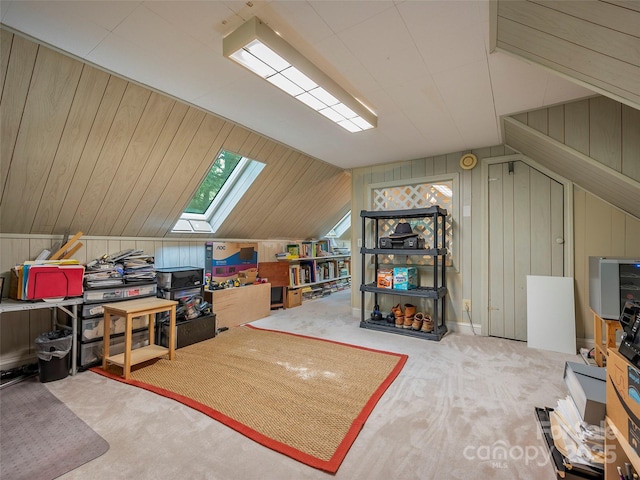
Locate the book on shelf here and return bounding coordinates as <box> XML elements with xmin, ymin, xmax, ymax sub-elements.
<box><xmin>301</xmin><ymin>241</ymin><xmax>316</xmax><ymax>258</ymax></box>
<box><xmin>316</xmin><ymin>239</ymin><xmax>330</xmax><ymax>256</ymax></box>
<box><xmin>289</xmin><ymin>265</ymin><xmax>301</xmax><ymax>286</ymax></box>
<box><xmin>286</xmin><ymin>244</ymin><xmax>300</xmax><ymax>258</ymax></box>
<box><xmin>328</xmin><ymin>261</ymin><xmax>335</xmax><ymax>278</ymax></box>
<box><xmin>300</xmin><ymin>264</ymin><xmax>312</xmax><ymax>284</ymax></box>
<box><xmin>300</xmin><ymin>260</ymin><xmax>316</xmax><ymax>283</ymax></box>
<box><xmin>316</xmin><ymin>265</ymin><xmax>324</xmax><ymax>282</ymax></box>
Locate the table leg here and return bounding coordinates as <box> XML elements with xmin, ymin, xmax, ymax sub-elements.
<box><xmin>102</xmin><ymin>311</ymin><xmax>111</xmax><ymax>371</ymax></box>
<box><xmin>606</xmin><ymin>321</ymin><xmax>620</xmax><ymax>348</ymax></box>
<box><xmin>71</xmin><ymin>304</ymin><xmax>77</xmax><ymax>375</ymax></box>
<box><xmin>124</xmin><ymin>313</ymin><xmax>132</xmax><ymax>379</ymax></box>
<box><xmin>594</xmin><ymin>313</ymin><xmax>604</xmax><ymax>367</ymax></box>
<box><xmin>168</xmin><ymin>306</ymin><xmax>176</xmax><ymax>360</ymax></box>
<box><xmin>148</xmin><ymin>313</ymin><xmax>155</xmax><ymax>348</ymax></box>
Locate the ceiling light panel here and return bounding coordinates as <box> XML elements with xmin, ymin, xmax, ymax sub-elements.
<box><xmin>223</xmin><ymin>17</ymin><xmax>377</xmax><ymax>132</ymax></box>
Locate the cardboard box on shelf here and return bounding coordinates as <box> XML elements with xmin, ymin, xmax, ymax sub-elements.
<box><xmin>393</xmin><ymin>267</ymin><xmax>418</xmax><ymax>290</ymax></box>
<box><xmin>606</xmin><ymin>348</ymin><xmax>640</xmax><ymax>455</ymax></box>
<box><xmin>286</xmin><ymin>288</ymin><xmax>302</xmax><ymax>308</ymax></box>
<box><xmin>377</xmin><ymin>268</ymin><xmax>393</xmax><ymax>289</ymax></box>
<box><xmin>238</xmin><ymin>268</ymin><xmax>258</xmax><ymax>285</ymax></box>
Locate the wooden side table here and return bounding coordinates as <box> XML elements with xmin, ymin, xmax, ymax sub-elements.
<box><xmin>593</xmin><ymin>309</ymin><xmax>622</xmax><ymax>367</ymax></box>
<box><xmin>102</xmin><ymin>297</ymin><xmax>177</xmax><ymax>379</ymax></box>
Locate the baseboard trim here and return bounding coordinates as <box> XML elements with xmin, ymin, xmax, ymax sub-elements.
<box><xmin>447</xmin><ymin>320</ymin><xmax>481</xmax><ymax>336</ymax></box>
<box><xmin>353</xmin><ymin>307</ymin><xmax>596</xmax><ymax>348</ymax></box>
<box><xmin>1</xmin><ymin>352</ymin><xmax>37</xmax><ymax>371</ymax></box>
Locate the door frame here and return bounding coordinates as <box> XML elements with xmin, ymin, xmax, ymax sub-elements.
<box><xmin>479</xmin><ymin>153</ymin><xmax>574</xmax><ymax>336</ymax></box>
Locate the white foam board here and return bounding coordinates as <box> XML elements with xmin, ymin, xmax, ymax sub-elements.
<box><xmin>527</xmin><ymin>275</ymin><xmax>576</xmax><ymax>355</ymax></box>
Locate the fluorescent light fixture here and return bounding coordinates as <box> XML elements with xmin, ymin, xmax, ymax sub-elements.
<box><xmin>223</xmin><ymin>16</ymin><xmax>377</xmax><ymax>132</ymax></box>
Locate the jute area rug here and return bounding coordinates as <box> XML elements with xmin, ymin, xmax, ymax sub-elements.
<box><xmin>0</xmin><ymin>377</ymin><xmax>110</xmax><ymax>480</ymax></box>
<box><xmin>93</xmin><ymin>325</ymin><xmax>407</xmax><ymax>473</ymax></box>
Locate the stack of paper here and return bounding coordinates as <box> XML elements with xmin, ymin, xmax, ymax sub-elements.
<box><xmin>84</xmin><ymin>249</ymin><xmax>155</xmax><ymax>287</ymax></box>
<box><xmin>550</xmin><ymin>396</ymin><xmax>605</xmax><ymax>472</ymax></box>
<box><xmin>84</xmin><ymin>258</ymin><xmax>124</xmax><ymax>288</ymax></box>
<box><xmin>123</xmin><ymin>255</ymin><xmax>156</xmax><ymax>283</ymax></box>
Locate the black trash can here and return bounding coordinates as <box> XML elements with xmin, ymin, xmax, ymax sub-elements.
<box><xmin>34</xmin><ymin>329</ymin><xmax>72</xmax><ymax>382</ymax></box>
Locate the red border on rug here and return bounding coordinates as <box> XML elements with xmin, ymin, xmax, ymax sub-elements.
<box><xmin>91</xmin><ymin>326</ymin><xmax>407</xmax><ymax>474</ymax></box>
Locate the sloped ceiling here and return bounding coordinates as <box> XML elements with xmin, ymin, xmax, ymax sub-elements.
<box><xmin>1</xmin><ymin>1</ymin><xmax>637</xmax><ymax>238</ymax></box>
<box><xmin>0</xmin><ymin>30</ymin><xmax>350</xmax><ymax>238</ymax></box>
<box><xmin>0</xmin><ymin>0</ymin><xmax>594</xmax><ymax>170</ymax></box>
<box><xmin>494</xmin><ymin>0</ymin><xmax>640</xmax><ymax>110</ymax></box>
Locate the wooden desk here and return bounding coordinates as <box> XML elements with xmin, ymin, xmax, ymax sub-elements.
<box><xmin>102</xmin><ymin>297</ymin><xmax>177</xmax><ymax>379</ymax></box>
<box><xmin>593</xmin><ymin>309</ymin><xmax>622</xmax><ymax>367</ymax></box>
<box><xmin>204</xmin><ymin>283</ymin><xmax>271</xmax><ymax>329</ymax></box>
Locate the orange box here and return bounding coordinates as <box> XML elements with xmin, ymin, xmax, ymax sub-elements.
<box><xmin>377</xmin><ymin>269</ymin><xmax>393</xmax><ymax>289</ymax></box>
<box><xmin>606</xmin><ymin>348</ymin><xmax>640</xmax><ymax>454</ymax></box>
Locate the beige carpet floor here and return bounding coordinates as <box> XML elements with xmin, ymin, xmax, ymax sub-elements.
<box><xmin>44</xmin><ymin>289</ymin><xmax>578</xmax><ymax>479</ymax></box>
<box><xmin>94</xmin><ymin>325</ymin><xmax>406</xmax><ymax>472</ymax></box>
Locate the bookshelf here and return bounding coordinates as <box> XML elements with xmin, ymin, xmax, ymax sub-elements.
<box><xmin>279</xmin><ymin>255</ymin><xmax>350</xmax><ymax>287</ymax></box>
<box><xmin>275</xmin><ymin>240</ymin><xmax>351</xmax><ymax>303</ymax></box>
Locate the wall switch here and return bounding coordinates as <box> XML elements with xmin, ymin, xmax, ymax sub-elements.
<box><xmin>357</xmin><ymin>238</ymin><xmax>362</xmax><ymax>247</ymax></box>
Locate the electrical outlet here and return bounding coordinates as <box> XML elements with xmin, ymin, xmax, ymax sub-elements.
<box><xmin>463</xmin><ymin>299</ymin><xmax>471</xmax><ymax>312</ymax></box>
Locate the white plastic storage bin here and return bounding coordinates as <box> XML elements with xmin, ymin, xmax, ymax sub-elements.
<box><xmin>81</xmin><ymin>315</ymin><xmax>149</xmax><ymax>342</ymax></box>
<box><xmin>83</xmin><ymin>283</ymin><xmax>157</xmax><ymax>304</ymax></box>
<box><xmin>79</xmin><ymin>330</ymin><xmax>149</xmax><ymax>367</ymax></box>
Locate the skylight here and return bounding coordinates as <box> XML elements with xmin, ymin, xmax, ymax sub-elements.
<box><xmin>325</xmin><ymin>211</ymin><xmax>351</xmax><ymax>238</ymax></box>
<box><xmin>173</xmin><ymin>150</ymin><xmax>265</xmax><ymax>234</ymax></box>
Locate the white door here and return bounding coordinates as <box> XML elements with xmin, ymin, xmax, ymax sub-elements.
<box><xmin>488</xmin><ymin>160</ymin><xmax>564</xmax><ymax>340</ymax></box>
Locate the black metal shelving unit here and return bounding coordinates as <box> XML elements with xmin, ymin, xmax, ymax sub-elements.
<box><xmin>359</xmin><ymin>206</ymin><xmax>448</xmax><ymax>341</ymax></box>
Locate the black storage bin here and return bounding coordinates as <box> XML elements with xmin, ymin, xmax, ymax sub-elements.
<box><xmin>156</xmin><ymin>267</ymin><xmax>204</xmax><ymax>290</ymax></box>
<box><xmin>159</xmin><ymin>314</ymin><xmax>217</xmax><ymax>349</ymax></box>
<box><xmin>35</xmin><ymin>330</ymin><xmax>72</xmax><ymax>382</ymax></box>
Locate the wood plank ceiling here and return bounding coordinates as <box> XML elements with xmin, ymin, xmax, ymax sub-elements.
<box><xmin>0</xmin><ymin>29</ymin><xmax>351</xmax><ymax>239</ymax></box>
<box><xmin>495</xmin><ymin>0</ymin><xmax>640</xmax><ymax>110</ymax></box>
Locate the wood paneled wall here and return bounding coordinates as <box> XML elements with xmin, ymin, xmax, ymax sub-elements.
<box><xmin>495</xmin><ymin>0</ymin><xmax>640</xmax><ymax>109</ymax></box>
<box><xmin>505</xmin><ymin>97</ymin><xmax>640</xmax><ymax>218</ymax></box>
<box><xmin>352</xmin><ymin>95</ymin><xmax>639</xmax><ymax>346</ymax></box>
<box><xmin>574</xmin><ymin>189</ymin><xmax>640</xmax><ymax>339</ymax></box>
<box><xmin>350</xmin><ymin>144</ymin><xmax>517</xmax><ymax>333</ymax></box>
<box><xmin>0</xmin><ymin>29</ymin><xmax>350</xmax><ymax>240</ymax></box>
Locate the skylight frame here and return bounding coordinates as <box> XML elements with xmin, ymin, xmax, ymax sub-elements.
<box><xmin>325</xmin><ymin>210</ymin><xmax>351</xmax><ymax>238</ymax></box>
<box><xmin>173</xmin><ymin>151</ymin><xmax>265</xmax><ymax>234</ymax></box>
